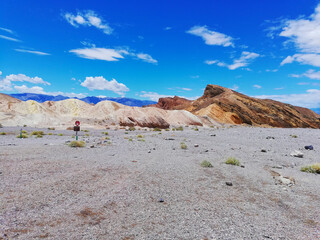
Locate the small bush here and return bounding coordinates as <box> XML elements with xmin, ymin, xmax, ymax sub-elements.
<box><xmin>104</xmin><ymin>132</ymin><xmax>109</xmax><ymax>135</ymax></box>
<box><xmin>201</xmin><ymin>160</ymin><xmax>213</xmax><ymax>168</ymax></box>
<box><xmin>17</xmin><ymin>134</ymin><xmax>28</xmax><ymax>138</ymax></box>
<box><xmin>172</xmin><ymin>128</ymin><xmax>176</xmax><ymax>131</ymax></box>
<box><xmin>176</xmin><ymin>126</ymin><xmax>184</xmax><ymax>131</ymax></box>
<box><xmin>69</xmin><ymin>141</ymin><xmax>85</xmax><ymax>148</ymax></box>
<box><xmin>31</xmin><ymin>131</ymin><xmax>44</xmax><ymax>136</ymax></box>
<box><xmin>0</xmin><ymin>132</ymin><xmax>6</xmax><ymax>135</ymax></box>
<box><xmin>129</xmin><ymin>127</ymin><xmax>136</xmax><ymax>131</ymax></box>
<box><xmin>21</xmin><ymin>130</ymin><xmax>28</xmax><ymax>134</ymax></box>
<box><xmin>165</xmin><ymin>128</ymin><xmax>169</xmax><ymax>131</ymax></box>
<box><xmin>180</xmin><ymin>142</ymin><xmax>187</xmax><ymax>149</ymax></box>
<box><xmin>128</xmin><ymin>138</ymin><xmax>133</xmax><ymax>142</ymax></box>
<box><xmin>153</xmin><ymin>128</ymin><xmax>162</xmax><ymax>132</ymax></box>
<box><xmin>107</xmin><ymin>141</ymin><xmax>112</xmax><ymax>145</ymax></box>
<box><xmin>125</xmin><ymin>132</ymin><xmax>129</xmax><ymax>134</ymax></box>
<box><xmin>36</xmin><ymin>134</ymin><xmax>43</xmax><ymax>138</ymax></box>
<box><xmin>138</xmin><ymin>139</ymin><xmax>145</xmax><ymax>142</ymax></box>
<box><xmin>225</xmin><ymin>157</ymin><xmax>240</xmax><ymax>166</ymax></box>
<box><xmin>58</xmin><ymin>133</ymin><xmax>63</xmax><ymax>136</ymax></box>
<box><xmin>194</xmin><ymin>127</ymin><xmax>199</xmax><ymax>131</ymax></box>
<box><xmin>105</xmin><ymin>136</ymin><xmax>110</xmax><ymax>140</ymax></box>
<box><xmin>85</xmin><ymin>134</ymin><xmax>90</xmax><ymax>137</ymax></box>
<box><xmin>290</xmin><ymin>134</ymin><xmax>298</xmax><ymax>138</ymax></box>
<box><xmin>23</xmin><ymin>124</ymin><xmax>27</xmax><ymax>127</ymax></box>
<box><xmin>48</xmin><ymin>133</ymin><xmax>53</xmax><ymax>135</ymax></box>
<box><xmin>83</xmin><ymin>130</ymin><xmax>89</xmax><ymax>132</ymax></box>
<box><xmin>48</xmin><ymin>127</ymin><xmax>55</xmax><ymax>130</ymax></box>
<box><xmin>301</xmin><ymin>164</ymin><xmax>320</xmax><ymax>174</ymax></box>
<box><xmin>137</xmin><ymin>134</ymin><xmax>144</xmax><ymax>138</ymax></box>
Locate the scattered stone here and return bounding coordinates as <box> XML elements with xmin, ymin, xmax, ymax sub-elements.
<box><xmin>204</xmin><ymin>149</ymin><xmax>209</xmax><ymax>152</ymax></box>
<box><xmin>274</xmin><ymin>175</ymin><xmax>295</xmax><ymax>186</ymax></box>
<box><xmin>272</xmin><ymin>165</ymin><xmax>283</xmax><ymax>169</ymax></box>
<box><xmin>266</xmin><ymin>136</ymin><xmax>275</xmax><ymax>139</ymax></box>
<box><xmin>240</xmin><ymin>165</ymin><xmax>245</xmax><ymax>168</ymax></box>
<box><xmin>304</xmin><ymin>145</ymin><xmax>314</xmax><ymax>150</ymax></box>
<box><xmin>165</xmin><ymin>138</ymin><xmax>175</xmax><ymax>140</ymax></box>
<box><xmin>210</xmin><ymin>134</ymin><xmax>216</xmax><ymax>137</ymax></box>
<box><xmin>153</xmin><ymin>148</ymin><xmax>156</xmax><ymax>150</ymax></box>
<box><xmin>226</xmin><ymin>182</ymin><xmax>233</xmax><ymax>186</ymax></box>
<box><xmin>290</xmin><ymin>150</ymin><xmax>303</xmax><ymax>158</ymax></box>
<box><xmin>90</xmin><ymin>145</ymin><xmax>95</xmax><ymax>148</ymax></box>
<box><xmin>158</xmin><ymin>198</ymin><xmax>164</xmax><ymax>203</ymax></box>
<box><xmin>148</xmin><ymin>150</ymin><xmax>151</xmax><ymax>153</ymax></box>
<box><xmin>65</xmin><ymin>140</ymin><xmax>71</xmax><ymax>144</ymax></box>
<box><xmin>172</xmin><ymin>148</ymin><xmax>175</xmax><ymax>150</ymax></box>
<box><xmin>194</xmin><ymin>144</ymin><xmax>199</xmax><ymax>147</ymax></box>
<box><xmin>261</xmin><ymin>149</ymin><xmax>267</xmax><ymax>152</ymax></box>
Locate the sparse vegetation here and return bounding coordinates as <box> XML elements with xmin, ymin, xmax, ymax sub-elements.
<box><xmin>0</xmin><ymin>132</ymin><xmax>6</xmax><ymax>135</ymax></box>
<box><xmin>225</xmin><ymin>157</ymin><xmax>240</xmax><ymax>166</ymax></box>
<box><xmin>69</xmin><ymin>141</ymin><xmax>86</xmax><ymax>148</ymax></box>
<box><xmin>83</xmin><ymin>130</ymin><xmax>89</xmax><ymax>132</ymax></box>
<box><xmin>23</xmin><ymin>124</ymin><xmax>27</xmax><ymax>127</ymax></box>
<box><xmin>153</xmin><ymin>128</ymin><xmax>162</xmax><ymax>132</ymax></box>
<box><xmin>48</xmin><ymin>133</ymin><xmax>53</xmax><ymax>135</ymax></box>
<box><xmin>129</xmin><ymin>127</ymin><xmax>136</xmax><ymax>131</ymax></box>
<box><xmin>21</xmin><ymin>130</ymin><xmax>28</xmax><ymax>134</ymax></box>
<box><xmin>58</xmin><ymin>133</ymin><xmax>63</xmax><ymax>136</ymax></box>
<box><xmin>48</xmin><ymin>127</ymin><xmax>55</xmax><ymax>130</ymax></box>
<box><xmin>31</xmin><ymin>131</ymin><xmax>44</xmax><ymax>136</ymax></box>
<box><xmin>105</xmin><ymin>136</ymin><xmax>110</xmax><ymax>140</ymax></box>
<box><xmin>85</xmin><ymin>134</ymin><xmax>90</xmax><ymax>137</ymax></box>
<box><xmin>137</xmin><ymin>134</ymin><xmax>144</xmax><ymax>138</ymax></box>
<box><xmin>128</xmin><ymin>138</ymin><xmax>133</xmax><ymax>142</ymax></box>
<box><xmin>36</xmin><ymin>134</ymin><xmax>43</xmax><ymax>138</ymax></box>
<box><xmin>201</xmin><ymin>160</ymin><xmax>213</xmax><ymax>168</ymax></box>
<box><xmin>172</xmin><ymin>128</ymin><xmax>176</xmax><ymax>131</ymax></box>
<box><xmin>125</xmin><ymin>132</ymin><xmax>129</xmax><ymax>134</ymax></box>
<box><xmin>17</xmin><ymin>134</ymin><xmax>28</xmax><ymax>138</ymax></box>
<box><xmin>176</xmin><ymin>126</ymin><xmax>184</xmax><ymax>131</ymax></box>
<box><xmin>138</xmin><ymin>139</ymin><xmax>145</xmax><ymax>142</ymax></box>
<box><xmin>301</xmin><ymin>164</ymin><xmax>320</xmax><ymax>174</ymax></box>
<box><xmin>194</xmin><ymin>127</ymin><xmax>199</xmax><ymax>131</ymax></box>
<box><xmin>290</xmin><ymin>134</ymin><xmax>298</xmax><ymax>138</ymax></box>
<box><xmin>180</xmin><ymin>142</ymin><xmax>187</xmax><ymax>149</ymax></box>
<box><xmin>104</xmin><ymin>132</ymin><xmax>109</xmax><ymax>135</ymax></box>
<box><xmin>107</xmin><ymin>141</ymin><xmax>112</xmax><ymax>145</ymax></box>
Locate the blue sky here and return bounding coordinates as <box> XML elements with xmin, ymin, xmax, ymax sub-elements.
<box><xmin>1</xmin><ymin>0</ymin><xmax>320</xmax><ymax>108</ymax></box>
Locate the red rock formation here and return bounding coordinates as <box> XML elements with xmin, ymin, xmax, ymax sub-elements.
<box><xmin>149</xmin><ymin>96</ymin><xmax>192</xmax><ymax>110</ymax></box>
<box><xmin>185</xmin><ymin>84</ymin><xmax>320</xmax><ymax>128</ymax></box>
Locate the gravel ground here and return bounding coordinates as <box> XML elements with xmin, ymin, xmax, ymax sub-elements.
<box><xmin>0</xmin><ymin>126</ymin><xmax>319</xmax><ymax>240</ymax></box>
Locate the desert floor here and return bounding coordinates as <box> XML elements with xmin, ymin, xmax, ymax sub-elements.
<box><xmin>0</xmin><ymin>125</ymin><xmax>319</xmax><ymax>240</ymax></box>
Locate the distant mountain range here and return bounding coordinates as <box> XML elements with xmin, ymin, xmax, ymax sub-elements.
<box><xmin>8</xmin><ymin>93</ymin><xmax>157</xmax><ymax>107</ymax></box>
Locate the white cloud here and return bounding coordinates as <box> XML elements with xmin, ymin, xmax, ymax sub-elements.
<box><xmin>266</xmin><ymin>69</ymin><xmax>278</xmax><ymax>72</ymax></box>
<box><xmin>15</xmin><ymin>49</ymin><xmax>50</xmax><ymax>56</ymax></box>
<box><xmin>164</xmin><ymin>27</ymin><xmax>172</xmax><ymax>31</ymax></box>
<box><xmin>0</xmin><ymin>27</ymin><xmax>14</xmax><ymax>34</ymax></box>
<box><xmin>136</xmin><ymin>53</ymin><xmax>158</xmax><ymax>64</ymax></box>
<box><xmin>191</xmin><ymin>75</ymin><xmax>199</xmax><ymax>79</ymax></box>
<box><xmin>69</xmin><ymin>48</ymin><xmax>126</xmax><ymax>61</ymax></box>
<box><xmin>182</xmin><ymin>88</ymin><xmax>192</xmax><ymax>91</ymax></box>
<box><xmin>253</xmin><ymin>84</ymin><xmax>262</xmax><ymax>89</ymax></box>
<box><xmin>205</xmin><ymin>51</ymin><xmax>260</xmax><ymax>70</ymax></box>
<box><xmin>289</xmin><ymin>69</ymin><xmax>320</xmax><ymax>80</ymax></box>
<box><xmin>255</xmin><ymin>89</ymin><xmax>320</xmax><ymax>108</ymax></box>
<box><xmin>281</xmin><ymin>53</ymin><xmax>320</xmax><ymax>67</ymax></box>
<box><xmin>231</xmin><ymin>85</ymin><xmax>239</xmax><ymax>91</ymax></box>
<box><xmin>5</xmin><ymin>74</ymin><xmax>50</xmax><ymax>85</ymax></box>
<box><xmin>64</xmin><ymin>10</ymin><xmax>113</xmax><ymax>35</ymax></box>
<box><xmin>80</xmin><ymin>76</ymin><xmax>129</xmax><ymax>96</ymax></box>
<box><xmin>274</xmin><ymin>87</ymin><xmax>284</xmax><ymax>90</ymax></box>
<box><xmin>187</xmin><ymin>25</ymin><xmax>234</xmax><ymax>47</ymax></box>
<box><xmin>70</xmin><ymin>47</ymin><xmax>158</xmax><ymax>64</ymax></box>
<box><xmin>0</xmin><ymin>35</ymin><xmax>20</xmax><ymax>42</ymax></box>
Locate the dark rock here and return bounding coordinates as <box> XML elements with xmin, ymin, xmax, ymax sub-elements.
<box><xmin>194</xmin><ymin>144</ymin><xmax>199</xmax><ymax>147</ymax></box>
<box><xmin>304</xmin><ymin>145</ymin><xmax>314</xmax><ymax>150</ymax></box>
<box><xmin>226</xmin><ymin>182</ymin><xmax>233</xmax><ymax>186</ymax></box>
<box><xmin>158</xmin><ymin>198</ymin><xmax>164</xmax><ymax>203</ymax></box>
<box><xmin>261</xmin><ymin>149</ymin><xmax>267</xmax><ymax>152</ymax></box>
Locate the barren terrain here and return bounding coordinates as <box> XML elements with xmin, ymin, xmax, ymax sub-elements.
<box><xmin>0</xmin><ymin>126</ymin><xmax>319</xmax><ymax>239</ymax></box>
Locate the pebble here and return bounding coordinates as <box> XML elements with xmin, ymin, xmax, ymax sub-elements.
<box><xmin>226</xmin><ymin>182</ymin><xmax>233</xmax><ymax>186</ymax></box>
<box><xmin>240</xmin><ymin>165</ymin><xmax>245</xmax><ymax>168</ymax></box>
<box><xmin>266</xmin><ymin>136</ymin><xmax>275</xmax><ymax>139</ymax></box>
<box><xmin>210</xmin><ymin>134</ymin><xmax>216</xmax><ymax>137</ymax></box>
<box><xmin>165</xmin><ymin>138</ymin><xmax>175</xmax><ymax>140</ymax></box>
<box><xmin>158</xmin><ymin>198</ymin><xmax>164</xmax><ymax>203</ymax></box>
<box><xmin>261</xmin><ymin>149</ymin><xmax>267</xmax><ymax>152</ymax></box>
<box><xmin>272</xmin><ymin>165</ymin><xmax>283</xmax><ymax>169</ymax></box>
<box><xmin>90</xmin><ymin>145</ymin><xmax>95</xmax><ymax>148</ymax></box>
<box><xmin>148</xmin><ymin>150</ymin><xmax>151</xmax><ymax>153</ymax></box>
<box><xmin>194</xmin><ymin>144</ymin><xmax>199</xmax><ymax>147</ymax></box>
<box><xmin>290</xmin><ymin>150</ymin><xmax>303</xmax><ymax>158</ymax></box>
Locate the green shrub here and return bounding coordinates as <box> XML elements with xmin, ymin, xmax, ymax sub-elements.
<box><xmin>137</xmin><ymin>134</ymin><xmax>144</xmax><ymax>138</ymax></box>
<box><xmin>165</xmin><ymin>128</ymin><xmax>169</xmax><ymax>131</ymax></box>
<box><xmin>36</xmin><ymin>134</ymin><xmax>43</xmax><ymax>138</ymax></box>
<box><xmin>23</xmin><ymin>124</ymin><xmax>27</xmax><ymax>127</ymax></box>
<box><xmin>21</xmin><ymin>130</ymin><xmax>28</xmax><ymax>134</ymax></box>
<box><xmin>83</xmin><ymin>130</ymin><xmax>89</xmax><ymax>132</ymax></box>
<box><xmin>153</xmin><ymin>128</ymin><xmax>162</xmax><ymax>132</ymax></box>
<box><xmin>104</xmin><ymin>132</ymin><xmax>109</xmax><ymax>135</ymax></box>
<box><xmin>290</xmin><ymin>134</ymin><xmax>298</xmax><ymax>138</ymax></box>
<box><xmin>105</xmin><ymin>136</ymin><xmax>110</xmax><ymax>140</ymax></box>
<box><xmin>31</xmin><ymin>131</ymin><xmax>44</xmax><ymax>136</ymax></box>
<box><xmin>129</xmin><ymin>127</ymin><xmax>136</xmax><ymax>131</ymax></box>
<box><xmin>17</xmin><ymin>134</ymin><xmax>28</xmax><ymax>138</ymax></box>
<box><xmin>201</xmin><ymin>160</ymin><xmax>213</xmax><ymax>168</ymax></box>
<box><xmin>194</xmin><ymin>127</ymin><xmax>199</xmax><ymax>131</ymax></box>
<box><xmin>0</xmin><ymin>132</ymin><xmax>6</xmax><ymax>135</ymax></box>
<box><xmin>301</xmin><ymin>164</ymin><xmax>320</xmax><ymax>174</ymax></box>
<box><xmin>138</xmin><ymin>139</ymin><xmax>145</xmax><ymax>142</ymax></box>
<box><xmin>176</xmin><ymin>126</ymin><xmax>184</xmax><ymax>131</ymax></box>
<box><xmin>225</xmin><ymin>157</ymin><xmax>240</xmax><ymax>166</ymax></box>
<box><xmin>128</xmin><ymin>138</ymin><xmax>133</xmax><ymax>142</ymax></box>
<box><xmin>125</xmin><ymin>132</ymin><xmax>129</xmax><ymax>134</ymax></box>
<box><xmin>172</xmin><ymin>128</ymin><xmax>176</xmax><ymax>131</ymax></box>
<box><xmin>48</xmin><ymin>133</ymin><xmax>53</xmax><ymax>135</ymax></box>
<box><xmin>48</xmin><ymin>127</ymin><xmax>55</xmax><ymax>130</ymax></box>
<box><xmin>180</xmin><ymin>142</ymin><xmax>187</xmax><ymax>149</ymax></box>
<box><xmin>58</xmin><ymin>133</ymin><xmax>63</xmax><ymax>136</ymax></box>
<box><xmin>85</xmin><ymin>134</ymin><xmax>90</xmax><ymax>137</ymax></box>
<box><xmin>69</xmin><ymin>141</ymin><xmax>85</xmax><ymax>148</ymax></box>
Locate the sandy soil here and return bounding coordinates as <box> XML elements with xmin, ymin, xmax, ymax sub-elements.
<box><xmin>0</xmin><ymin>125</ymin><xmax>319</xmax><ymax>240</ymax></box>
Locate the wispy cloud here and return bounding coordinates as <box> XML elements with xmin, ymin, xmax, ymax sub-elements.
<box><xmin>289</xmin><ymin>69</ymin><xmax>320</xmax><ymax>80</ymax></box>
<box><xmin>0</xmin><ymin>27</ymin><xmax>14</xmax><ymax>34</ymax></box>
<box><xmin>164</xmin><ymin>27</ymin><xmax>172</xmax><ymax>31</ymax></box>
<box><xmin>0</xmin><ymin>34</ymin><xmax>20</xmax><ymax>42</ymax></box>
<box><xmin>205</xmin><ymin>51</ymin><xmax>260</xmax><ymax>70</ymax></box>
<box><xmin>0</xmin><ymin>73</ymin><xmax>50</xmax><ymax>91</ymax></box>
<box><xmin>187</xmin><ymin>25</ymin><xmax>234</xmax><ymax>47</ymax></box>
<box><xmin>136</xmin><ymin>53</ymin><xmax>158</xmax><ymax>64</ymax></box>
<box><xmin>253</xmin><ymin>84</ymin><xmax>262</xmax><ymax>89</ymax></box>
<box><xmin>15</xmin><ymin>49</ymin><xmax>50</xmax><ymax>56</ymax></box>
<box><xmin>70</xmin><ymin>47</ymin><xmax>158</xmax><ymax>64</ymax></box>
<box><xmin>80</xmin><ymin>76</ymin><xmax>129</xmax><ymax>96</ymax></box>
<box><xmin>63</xmin><ymin>10</ymin><xmax>113</xmax><ymax>35</ymax></box>
<box><xmin>255</xmin><ymin>89</ymin><xmax>320</xmax><ymax>108</ymax></box>
<box><xmin>281</xmin><ymin>53</ymin><xmax>320</xmax><ymax>67</ymax></box>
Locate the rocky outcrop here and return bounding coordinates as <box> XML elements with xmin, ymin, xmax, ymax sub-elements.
<box><xmin>148</xmin><ymin>96</ymin><xmax>192</xmax><ymax>110</ymax></box>
<box><xmin>0</xmin><ymin>94</ymin><xmax>216</xmax><ymax>129</ymax></box>
<box><xmin>185</xmin><ymin>85</ymin><xmax>320</xmax><ymax>128</ymax></box>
